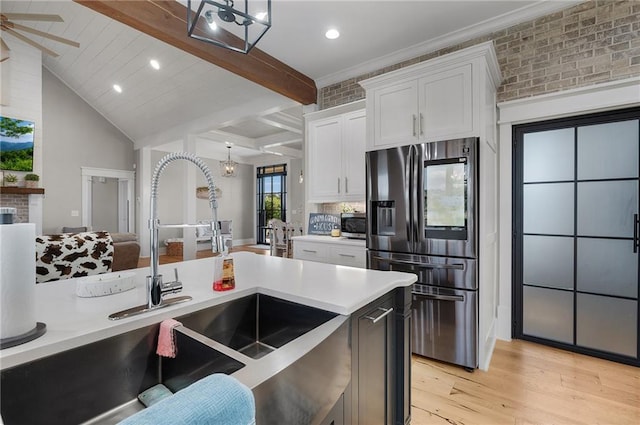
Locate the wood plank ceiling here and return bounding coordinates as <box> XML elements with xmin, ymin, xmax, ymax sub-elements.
<box><xmin>73</xmin><ymin>0</ymin><xmax>317</xmax><ymax>105</ymax></box>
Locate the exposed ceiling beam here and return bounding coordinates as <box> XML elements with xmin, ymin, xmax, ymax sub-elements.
<box><xmin>255</xmin><ymin>116</ymin><xmax>302</xmax><ymax>134</ymax></box>
<box><xmin>261</xmin><ymin>145</ymin><xmax>302</xmax><ymax>159</ymax></box>
<box><xmin>74</xmin><ymin>0</ymin><xmax>317</xmax><ymax>105</ymax></box>
<box><xmin>255</xmin><ymin>131</ymin><xmax>302</xmax><ymax>148</ymax></box>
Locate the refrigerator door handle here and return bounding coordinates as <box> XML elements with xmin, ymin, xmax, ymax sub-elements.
<box><xmin>405</xmin><ymin>146</ymin><xmax>414</xmax><ymax>246</ymax></box>
<box><xmin>412</xmin><ymin>292</ymin><xmax>465</xmax><ymax>302</ymax></box>
<box><xmin>409</xmin><ymin>144</ymin><xmax>420</xmax><ymax>250</ymax></box>
<box><xmin>372</xmin><ymin>255</ymin><xmax>464</xmax><ymax>270</ymax></box>
<box><xmin>634</xmin><ymin>213</ymin><xmax>639</xmax><ymax>253</ymax></box>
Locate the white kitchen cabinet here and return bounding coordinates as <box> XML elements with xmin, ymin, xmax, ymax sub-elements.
<box><xmin>371</xmin><ymin>80</ymin><xmax>418</xmax><ymax>147</ymax></box>
<box><xmin>419</xmin><ymin>64</ymin><xmax>473</xmax><ymax>140</ymax></box>
<box><xmin>331</xmin><ymin>244</ymin><xmax>366</xmax><ymax>268</ymax></box>
<box><xmin>292</xmin><ymin>236</ymin><xmax>366</xmax><ymax>268</ymax></box>
<box><xmin>342</xmin><ymin>110</ymin><xmax>366</xmax><ymax>199</ymax></box>
<box><xmin>360</xmin><ymin>42</ymin><xmax>500</xmax><ymax>151</ymax></box>
<box><xmin>306</xmin><ymin>100</ymin><xmax>366</xmax><ymax>203</ymax></box>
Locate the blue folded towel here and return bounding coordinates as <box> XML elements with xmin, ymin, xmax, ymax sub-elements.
<box><xmin>119</xmin><ymin>374</ymin><xmax>255</xmax><ymax>425</ymax></box>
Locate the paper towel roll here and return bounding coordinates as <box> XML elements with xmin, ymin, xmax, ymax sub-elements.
<box><xmin>0</xmin><ymin>223</ymin><xmax>37</xmax><ymax>339</ymax></box>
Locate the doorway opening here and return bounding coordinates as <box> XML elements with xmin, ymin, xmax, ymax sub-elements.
<box><xmin>81</xmin><ymin>167</ymin><xmax>135</xmax><ymax>233</ymax></box>
<box><xmin>512</xmin><ymin>106</ymin><xmax>639</xmax><ymax>366</ymax></box>
<box><xmin>256</xmin><ymin>164</ymin><xmax>287</xmax><ymax>245</ymax></box>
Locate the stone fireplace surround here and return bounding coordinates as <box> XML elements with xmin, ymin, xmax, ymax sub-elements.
<box><xmin>0</xmin><ymin>188</ymin><xmax>44</xmax><ymax>234</ymax></box>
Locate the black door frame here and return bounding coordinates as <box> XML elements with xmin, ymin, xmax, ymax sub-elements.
<box><xmin>256</xmin><ymin>164</ymin><xmax>287</xmax><ymax>245</ymax></box>
<box><xmin>512</xmin><ymin>106</ymin><xmax>640</xmax><ymax>367</ymax></box>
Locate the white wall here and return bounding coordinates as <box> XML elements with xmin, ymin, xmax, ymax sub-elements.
<box><xmin>288</xmin><ymin>157</ymin><xmax>305</xmax><ymax>227</ymax></box>
<box><xmin>42</xmin><ymin>68</ymin><xmax>135</xmax><ymax>234</ymax></box>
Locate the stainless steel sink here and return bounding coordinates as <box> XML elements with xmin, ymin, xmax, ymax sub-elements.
<box><xmin>161</xmin><ymin>331</ymin><xmax>245</xmax><ymax>392</ymax></box>
<box><xmin>1</xmin><ymin>294</ymin><xmax>348</xmax><ymax>425</ymax></box>
<box><xmin>0</xmin><ymin>323</ymin><xmax>245</xmax><ymax>425</ymax></box>
<box><xmin>177</xmin><ymin>293</ymin><xmax>338</xmax><ymax>359</ymax></box>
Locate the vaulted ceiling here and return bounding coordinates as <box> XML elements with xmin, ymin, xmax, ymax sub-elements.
<box><xmin>0</xmin><ymin>0</ymin><xmax>581</xmax><ymax>163</ymax></box>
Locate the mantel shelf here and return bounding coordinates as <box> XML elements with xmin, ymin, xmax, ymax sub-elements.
<box><xmin>0</xmin><ymin>186</ymin><xmax>45</xmax><ymax>195</ymax></box>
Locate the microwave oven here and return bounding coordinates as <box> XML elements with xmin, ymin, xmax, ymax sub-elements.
<box><xmin>341</xmin><ymin>213</ymin><xmax>366</xmax><ymax>239</ymax></box>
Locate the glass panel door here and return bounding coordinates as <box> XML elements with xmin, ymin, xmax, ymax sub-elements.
<box><xmin>514</xmin><ymin>108</ymin><xmax>640</xmax><ymax>366</ymax></box>
<box><xmin>256</xmin><ymin>164</ymin><xmax>287</xmax><ymax>245</ymax></box>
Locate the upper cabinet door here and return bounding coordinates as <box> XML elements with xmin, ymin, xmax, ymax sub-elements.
<box><xmin>372</xmin><ymin>80</ymin><xmax>419</xmax><ymax>149</ymax></box>
<box><xmin>308</xmin><ymin>117</ymin><xmax>343</xmax><ymax>201</ymax></box>
<box><xmin>418</xmin><ymin>64</ymin><xmax>473</xmax><ymax>141</ymax></box>
<box><xmin>342</xmin><ymin>110</ymin><xmax>366</xmax><ymax>200</ymax></box>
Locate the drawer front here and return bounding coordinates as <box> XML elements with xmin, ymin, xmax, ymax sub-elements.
<box><xmin>330</xmin><ymin>246</ymin><xmax>366</xmax><ymax>268</ymax></box>
<box><xmin>293</xmin><ymin>241</ymin><xmax>329</xmax><ymax>263</ymax></box>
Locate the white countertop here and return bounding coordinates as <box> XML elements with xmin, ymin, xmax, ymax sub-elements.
<box><xmin>0</xmin><ymin>252</ymin><xmax>414</xmax><ymax>370</ymax></box>
<box><xmin>291</xmin><ymin>235</ymin><xmax>366</xmax><ymax>247</ymax></box>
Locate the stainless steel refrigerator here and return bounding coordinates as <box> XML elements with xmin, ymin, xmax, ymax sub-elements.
<box><xmin>366</xmin><ymin>137</ymin><xmax>479</xmax><ymax>369</ymax></box>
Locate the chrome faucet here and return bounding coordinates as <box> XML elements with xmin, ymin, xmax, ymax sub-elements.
<box><xmin>148</xmin><ymin>152</ymin><xmax>224</xmax><ymax>308</ymax></box>
<box><xmin>108</xmin><ymin>152</ymin><xmax>223</xmax><ymax>320</ymax></box>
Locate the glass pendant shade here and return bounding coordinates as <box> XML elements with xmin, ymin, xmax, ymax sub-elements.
<box><xmin>220</xmin><ymin>145</ymin><xmax>237</xmax><ymax>177</ymax></box>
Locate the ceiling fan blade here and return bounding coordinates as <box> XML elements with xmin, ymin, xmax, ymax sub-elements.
<box><xmin>1</xmin><ymin>25</ymin><xmax>59</xmax><ymax>57</ymax></box>
<box><xmin>0</xmin><ymin>37</ymin><xmax>9</xmax><ymax>62</ymax></box>
<box><xmin>1</xmin><ymin>13</ymin><xmax>63</xmax><ymax>22</ymax></box>
<box><xmin>7</xmin><ymin>22</ymin><xmax>80</xmax><ymax>48</ymax></box>
<box><xmin>0</xmin><ymin>37</ymin><xmax>10</xmax><ymax>52</ymax></box>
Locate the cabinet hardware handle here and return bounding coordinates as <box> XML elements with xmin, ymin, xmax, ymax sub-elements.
<box><xmin>419</xmin><ymin>113</ymin><xmax>424</xmax><ymax>135</ymax></box>
<box><xmin>339</xmin><ymin>254</ymin><xmax>356</xmax><ymax>258</ymax></box>
<box><xmin>303</xmin><ymin>249</ymin><xmax>317</xmax><ymax>253</ymax></box>
<box><xmin>634</xmin><ymin>213</ymin><xmax>639</xmax><ymax>253</ymax></box>
<box><xmin>364</xmin><ymin>307</ymin><xmax>394</xmax><ymax>324</ymax></box>
<box><xmin>412</xmin><ymin>114</ymin><xmax>417</xmax><ymax>136</ymax></box>
<box><xmin>337</xmin><ymin>177</ymin><xmax>340</xmax><ymax>194</ymax></box>
<box><xmin>345</xmin><ymin>177</ymin><xmax>348</xmax><ymax>193</ymax></box>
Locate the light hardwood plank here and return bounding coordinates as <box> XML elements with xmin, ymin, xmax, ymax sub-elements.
<box><xmin>411</xmin><ymin>340</ymin><xmax>640</xmax><ymax>425</ymax></box>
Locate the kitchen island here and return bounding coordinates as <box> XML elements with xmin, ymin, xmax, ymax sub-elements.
<box><xmin>0</xmin><ymin>252</ymin><xmax>416</xmax><ymax>425</ymax></box>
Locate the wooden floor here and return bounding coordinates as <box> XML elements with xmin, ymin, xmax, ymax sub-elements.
<box><xmin>412</xmin><ymin>339</ymin><xmax>640</xmax><ymax>425</ymax></box>
<box><xmin>138</xmin><ymin>246</ymin><xmax>639</xmax><ymax>424</ymax></box>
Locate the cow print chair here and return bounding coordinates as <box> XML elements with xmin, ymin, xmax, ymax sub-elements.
<box><xmin>35</xmin><ymin>231</ymin><xmax>114</xmax><ymax>283</ymax></box>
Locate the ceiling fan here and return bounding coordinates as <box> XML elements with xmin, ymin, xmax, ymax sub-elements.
<box><xmin>0</xmin><ymin>12</ymin><xmax>80</xmax><ymax>62</ymax></box>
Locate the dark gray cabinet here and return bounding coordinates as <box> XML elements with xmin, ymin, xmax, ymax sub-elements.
<box><xmin>358</xmin><ymin>296</ymin><xmax>394</xmax><ymax>424</ymax></box>
<box><xmin>348</xmin><ymin>287</ymin><xmax>411</xmax><ymax>425</ymax></box>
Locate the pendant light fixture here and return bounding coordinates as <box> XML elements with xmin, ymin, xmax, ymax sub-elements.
<box><xmin>187</xmin><ymin>0</ymin><xmax>271</xmax><ymax>54</ymax></box>
<box><xmin>220</xmin><ymin>144</ymin><xmax>237</xmax><ymax>177</ymax></box>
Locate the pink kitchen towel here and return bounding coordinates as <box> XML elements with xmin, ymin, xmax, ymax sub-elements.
<box><xmin>157</xmin><ymin>319</ymin><xmax>181</xmax><ymax>358</ymax></box>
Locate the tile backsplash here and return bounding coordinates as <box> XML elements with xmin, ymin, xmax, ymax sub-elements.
<box><xmin>318</xmin><ymin>202</ymin><xmax>366</xmax><ymax>215</ymax></box>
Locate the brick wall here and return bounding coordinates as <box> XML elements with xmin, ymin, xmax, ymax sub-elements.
<box><xmin>0</xmin><ymin>194</ymin><xmax>29</xmax><ymax>224</ymax></box>
<box><xmin>319</xmin><ymin>0</ymin><xmax>640</xmax><ymax>109</ymax></box>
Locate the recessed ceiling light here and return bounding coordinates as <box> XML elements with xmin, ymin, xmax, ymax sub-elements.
<box><xmin>325</xmin><ymin>29</ymin><xmax>340</xmax><ymax>40</ymax></box>
<box><xmin>149</xmin><ymin>59</ymin><xmax>160</xmax><ymax>70</ymax></box>
<box><xmin>113</xmin><ymin>84</ymin><xmax>122</xmax><ymax>93</ymax></box>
